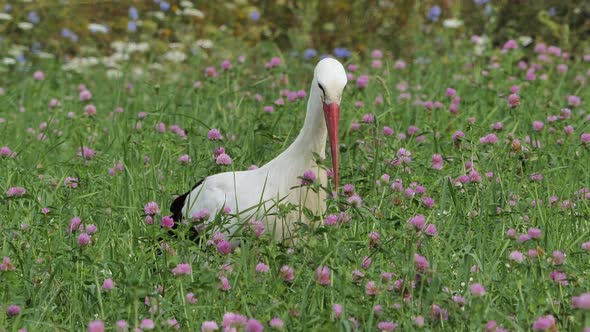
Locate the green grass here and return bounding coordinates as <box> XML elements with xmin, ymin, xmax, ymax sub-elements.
<box><xmin>1</xmin><ymin>46</ymin><xmax>589</xmax><ymax>331</ymax></box>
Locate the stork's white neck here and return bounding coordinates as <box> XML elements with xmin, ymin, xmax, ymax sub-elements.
<box><xmin>263</xmin><ymin>77</ymin><xmax>326</xmax><ymax>174</ymax></box>
<box><xmin>284</xmin><ymin>77</ymin><xmax>327</xmax><ymax>160</ymax></box>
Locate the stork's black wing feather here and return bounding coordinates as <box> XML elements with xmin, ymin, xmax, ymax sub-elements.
<box><xmin>156</xmin><ymin>179</ymin><xmax>206</xmax><ymax>252</ymax></box>
<box><xmin>170</xmin><ymin>178</ymin><xmax>204</xmax><ymax>226</ymax></box>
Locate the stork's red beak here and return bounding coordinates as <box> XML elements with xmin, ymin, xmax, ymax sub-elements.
<box><xmin>323</xmin><ymin>102</ymin><xmax>340</xmax><ymax>190</ymax></box>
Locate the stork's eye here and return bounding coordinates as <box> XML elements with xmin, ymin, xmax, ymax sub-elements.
<box><xmin>318</xmin><ymin>83</ymin><xmax>325</xmax><ymax>95</ymax></box>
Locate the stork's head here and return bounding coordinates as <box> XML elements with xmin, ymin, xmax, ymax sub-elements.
<box><xmin>314</xmin><ymin>58</ymin><xmax>347</xmax><ymax>191</ymax></box>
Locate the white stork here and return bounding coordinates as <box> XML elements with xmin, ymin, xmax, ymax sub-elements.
<box><xmin>171</xmin><ymin>58</ymin><xmax>347</xmax><ymax>244</ymax></box>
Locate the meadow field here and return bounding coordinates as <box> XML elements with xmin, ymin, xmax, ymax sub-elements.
<box><xmin>1</xmin><ymin>1</ymin><xmax>590</xmax><ymax>331</ymax></box>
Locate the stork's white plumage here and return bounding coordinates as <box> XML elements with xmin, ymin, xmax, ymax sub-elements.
<box><xmin>171</xmin><ymin>58</ymin><xmax>347</xmax><ymax>244</ymax></box>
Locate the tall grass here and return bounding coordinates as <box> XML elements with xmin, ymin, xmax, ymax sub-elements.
<box><xmin>1</xmin><ymin>42</ymin><xmax>589</xmax><ymax>331</ymax></box>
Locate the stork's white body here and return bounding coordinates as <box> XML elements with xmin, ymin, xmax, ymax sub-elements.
<box><xmin>176</xmin><ymin>58</ymin><xmax>347</xmax><ymax>244</ymax></box>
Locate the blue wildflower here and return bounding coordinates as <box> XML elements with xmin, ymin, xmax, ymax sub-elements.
<box><xmin>128</xmin><ymin>21</ymin><xmax>137</xmax><ymax>32</ymax></box>
<box><xmin>16</xmin><ymin>54</ymin><xmax>26</xmax><ymax>63</ymax></box>
<box><xmin>160</xmin><ymin>1</ymin><xmax>170</xmax><ymax>11</ymax></box>
<box><xmin>427</xmin><ymin>5</ymin><xmax>441</xmax><ymax>22</ymax></box>
<box><xmin>27</xmin><ymin>11</ymin><xmax>40</xmax><ymax>24</ymax></box>
<box><xmin>303</xmin><ymin>48</ymin><xmax>317</xmax><ymax>59</ymax></box>
<box><xmin>250</xmin><ymin>11</ymin><xmax>260</xmax><ymax>21</ymax></box>
<box><xmin>548</xmin><ymin>7</ymin><xmax>556</xmax><ymax>17</ymax></box>
<box><xmin>61</xmin><ymin>28</ymin><xmax>78</xmax><ymax>42</ymax></box>
<box><xmin>129</xmin><ymin>6</ymin><xmax>139</xmax><ymax>20</ymax></box>
<box><xmin>4</xmin><ymin>4</ymin><xmax>13</xmax><ymax>12</ymax></box>
<box><xmin>473</xmin><ymin>0</ymin><xmax>489</xmax><ymax>4</ymax></box>
<box><xmin>333</xmin><ymin>48</ymin><xmax>351</xmax><ymax>58</ymax></box>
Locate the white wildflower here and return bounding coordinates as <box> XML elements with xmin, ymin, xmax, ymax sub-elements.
<box><xmin>183</xmin><ymin>8</ymin><xmax>205</xmax><ymax>18</ymax></box>
<box><xmin>8</xmin><ymin>45</ymin><xmax>27</xmax><ymax>57</ymax></box>
<box><xmin>133</xmin><ymin>67</ymin><xmax>144</xmax><ymax>77</ymax></box>
<box><xmin>111</xmin><ymin>41</ymin><xmax>126</xmax><ymax>52</ymax></box>
<box><xmin>130</xmin><ymin>42</ymin><xmax>149</xmax><ymax>53</ymax></box>
<box><xmin>195</xmin><ymin>39</ymin><xmax>214</xmax><ymax>49</ymax></box>
<box><xmin>62</xmin><ymin>57</ymin><xmax>99</xmax><ymax>72</ymax></box>
<box><xmin>2</xmin><ymin>58</ymin><xmax>16</xmax><ymax>65</ymax></box>
<box><xmin>17</xmin><ymin>22</ymin><xmax>33</xmax><ymax>30</ymax></box>
<box><xmin>518</xmin><ymin>36</ymin><xmax>533</xmax><ymax>47</ymax></box>
<box><xmin>164</xmin><ymin>50</ymin><xmax>187</xmax><ymax>63</ymax></box>
<box><xmin>442</xmin><ymin>18</ymin><xmax>463</xmax><ymax>29</ymax></box>
<box><xmin>88</xmin><ymin>23</ymin><xmax>109</xmax><ymax>33</ymax></box>
<box><xmin>36</xmin><ymin>52</ymin><xmax>55</xmax><ymax>59</ymax></box>
<box><xmin>474</xmin><ymin>35</ymin><xmax>489</xmax><ymax>56</ymax></box>
<box><xmin>150</xmin><ymin>11</ymin><xmax>165</xmax><ymax>20</ymax></box>
<box><xmin>111</xmin><ymin>41</ymin><xmax>149</xmax><ymax>54</ymax></box>
<box><xmin>149</xmin><ymin>63</ymin><xmax>164</xmax><ymax>71</ymax></box>
<box><xmin>168</xmin><ymin>43</ymin><xmax>184</xmax><ymax>49</ymax></box>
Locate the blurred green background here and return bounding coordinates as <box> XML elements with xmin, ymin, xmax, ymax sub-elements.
<box><xmin>0</xmin><ymin>0</ymin><xmax>588</xmax><ymax>66</ymax></box>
